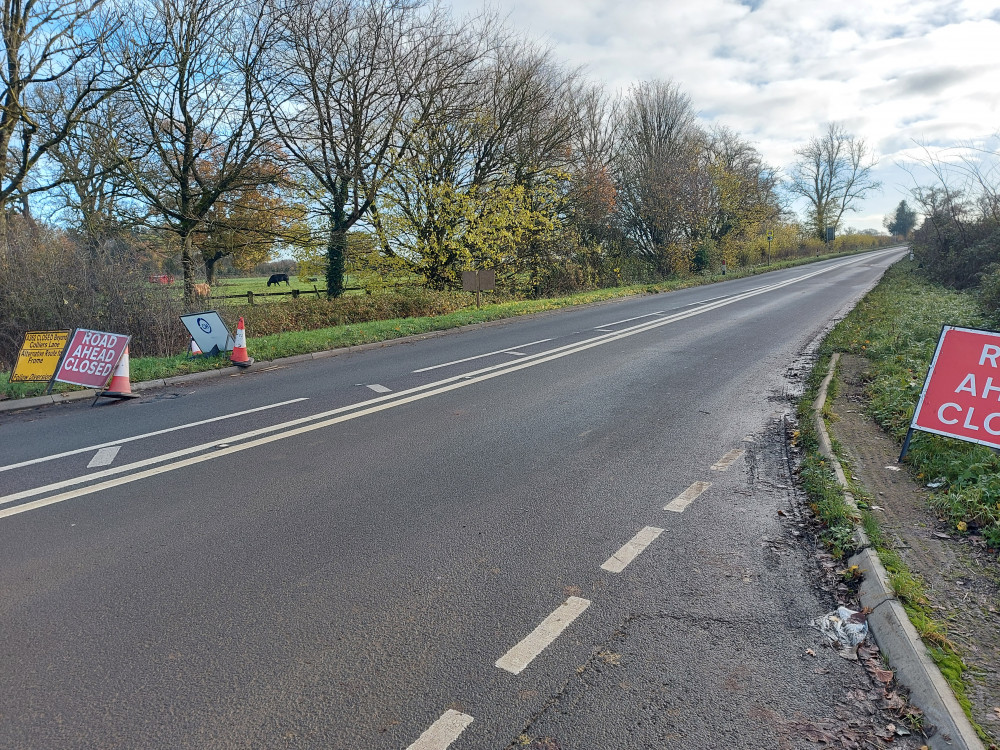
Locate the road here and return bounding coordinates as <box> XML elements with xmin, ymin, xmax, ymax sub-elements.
<box><xmin>0</xmin><ymin>248</ymin><xmax>914</xmax><ymax>750</ymax></box>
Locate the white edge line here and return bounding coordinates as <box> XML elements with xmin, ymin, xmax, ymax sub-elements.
<box><xmin>406</xmin><ymin>710</ymin><xmax>474</xmax><ymax>750</ymax></box>
<box><xmin>601</xmin><ymin>526</ymin><xmax>664</xmax><ymax>573</ymax></box>
<box><xmin>0</xmin><ymin>398</ymin><xmax>310</xmax><ymax>473</ymax></box>
<box><xmin>495</xmin><ymin>596</ymin><xmax>591</xmax><ymax>675</ymax></box>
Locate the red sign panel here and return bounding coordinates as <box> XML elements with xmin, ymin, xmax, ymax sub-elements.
<box><xmin>54</xmin><ymin>329</ymin><xmax>130</xmax><ymax>389</ymax></box>
<box><xmin>911</xmin><ymin>326</ymin><xmax>1000</xmax><ymax>449</ymax></box>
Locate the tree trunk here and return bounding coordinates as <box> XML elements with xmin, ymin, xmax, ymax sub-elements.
<box><xmin>327</xmin><ymin>214</ymin><xmax>346</xmax><ymax>298</ymax></box>
<box><xmin>182</xmin><ymin>232</ymin><xmax>197</xmax><ymax>304</ymax></box>
<box><xmin>204</xmin><ymin>252</ymin><xmax>222</xmax><ymax>285</ymax></box>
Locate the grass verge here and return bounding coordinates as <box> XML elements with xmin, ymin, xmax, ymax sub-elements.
<box><xmin>796</xmin><ymin>259</ymin><xmax>990</xmax><ymax>738</ymax></box>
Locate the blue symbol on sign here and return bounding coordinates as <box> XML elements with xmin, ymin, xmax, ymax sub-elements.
<box><xmin>197</xmin><ymin>317</ymin><xmax>212</xmax><ymax>334</ymax></box>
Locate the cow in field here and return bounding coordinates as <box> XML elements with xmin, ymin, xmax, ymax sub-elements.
<box><xmin>193</xmin><ymin>283</ymin><xmax>211</xmax><ymax>298</ymax></box>
<box><xmin>267</xmin><ymin>273</ymin><xmax>290</xmax><ymax>287</ymax></box>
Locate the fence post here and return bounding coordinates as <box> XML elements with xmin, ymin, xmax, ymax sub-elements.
<box><xmin>247</xmin><ymin>291</ymin><xmax>254</xmax><ymax>305</ymax></box>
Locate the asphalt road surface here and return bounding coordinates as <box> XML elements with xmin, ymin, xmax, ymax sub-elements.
<box><xmin>0</xmin><ymin>248</ymin><xmax>915</xmax><ymax>749</ymax></box>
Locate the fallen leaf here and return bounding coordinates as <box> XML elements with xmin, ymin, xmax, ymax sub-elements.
<box><xmin>805</xmin><ymin>648</ymin><xmax>816</xmax><ymax>657</ymax></box>
<box><xmin>874</xmin><ymin>668</ymin><xmax>893</xmax><ymax>683</ymax></box>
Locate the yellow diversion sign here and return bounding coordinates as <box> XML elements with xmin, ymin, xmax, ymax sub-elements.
<box><xmin>10</xmin><ymin>330</ymin><xmax>71</xmax><ymax>382</ymax></box>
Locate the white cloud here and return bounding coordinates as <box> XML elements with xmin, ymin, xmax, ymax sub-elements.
<box><xmin>453</xmin><ymin>0</ymin><xmax>1000</xmax><ymax>228</ymax></box>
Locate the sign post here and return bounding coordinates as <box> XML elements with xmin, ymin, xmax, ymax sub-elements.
<box><xmin>766</xmin><ymin>230</ymin><xmax>773</xmax><ymax>266</ymax></box>
<box><xmin>10</xmin><ymin>330</ymin><xmax>71</xmax><ymax>393</ymax></box>
<box><xmin>461</xmin><ymin>270</ymin><xmax>496</xmax><ymax>309</ymax></box>
<box><xmin>902</xmin><ymin>325</ymin><xmax>1000</xmax><ymax>460</ymax></box>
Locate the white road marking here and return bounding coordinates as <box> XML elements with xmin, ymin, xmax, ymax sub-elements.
<box><xmin>495</xmin><ymin>596</ymin><xmax>591</xmax><ymax>675</ymax></box>
<box><xmin>86</xmin><ymin>447</ymin><xmax>120</xmax><ymax>469</ymax></box>
<box><xmin>711</xmin><ymin>448</ymin><xmax>745</xmax><ymax>471</ymax></box>
<box><xmin>664</xmin><ymin>481</ymin><xmax>712</xmax><ymax>512</ymax></box>
<box><xmin>593</xmin><ymin>311</ymin><xmax>663</xmax><ymax>329</ymax></box>
<box><xmin>0</xmin><ymin>398</ymin><xmax>310</xmax><ymax>474</ymax></box>
<box><xmin>0</xmin><ymin>251</ymin><xmax>901</xmax><ymax>520</ymax></box>
<box><xmin>412</xmin><ymin>339</ymin><xmax>552</xmax><ymax>373</ymax></box>
<box><xmin>366</xmin><ymin>384</ymin><xmax>391</xmax><ymax>393</ymax></box>
<box><xmin>601</xmin><ymin>526</ymin><xmax>664</xmax><ymax>573</ymax></box>
<box><xmin>406</xmin><ymin>710</ymin><xmax>474</xmax><ymax>750</ymax></box>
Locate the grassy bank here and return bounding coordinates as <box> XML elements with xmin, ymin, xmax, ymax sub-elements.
<box><xmin>796</xmin><ymin>259</ymin><xmax>989</xmax><ymax>737</ymax></box>
<box><xmin>1</xmin><ymin>246</ymin><xmax>893</xmax><ymax>402</ymax></box>
<box><xmin>821</xmin><ymin>260</ymin><xmax>998</xmax><ymax>548</ymax></box>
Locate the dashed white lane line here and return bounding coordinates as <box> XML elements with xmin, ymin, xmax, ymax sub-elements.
<box><xmin>664</xmin><ymin>481</ymin><xmax>712</xmax><ymax>513</ymax></box>
<box><xmin>496</xmin><ymin>596</ymin><xmax>591</xmax><ymax>675</ymax></box>
<box><xmin>412</xmin><ymin>339</ymin><xmax>552</xmax><ymax>373</ymax></box>
<box><xmin>367</xmin><ymin>384</ymin><xmax>391</xmax><ymax>393</ymax></box>
<box><xmin>86</xmin><ymin>447</ymin><xmax>120</xmax><ymax>469</ymax></box>
<box><xmin>406</xmin><ymin>710</ymin><xmax>474</xmax><ymax>750</ymax></box>
<box><xmin>601</xmin><ymin>526</ymin><xmax>664</xmax><ymax>573</ymax></box>
<box><xmin>711</xmin><ymin>448</ymin><xmax>745</xmax><ymax>471</ymax></box>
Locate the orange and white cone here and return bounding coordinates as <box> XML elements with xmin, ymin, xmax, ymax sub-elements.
<box><xmin>189</xmin><ymin>337</ymin><xmax>203</xmax><ymax>357</ymax></box>
<box><xmin>230</xmin><ymin>317</ymin><xmax>253</xmax><ymax>368</ymax></box>
<box><xmin>97</xmin><ymin>346</ymin><xmax>139</xmax><ymax>400</ymax></box>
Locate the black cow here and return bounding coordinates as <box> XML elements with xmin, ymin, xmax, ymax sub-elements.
<box><xmin>267</xmin><ymin>273</ymin><xmax>290</xmax><ymax>287</ymax></box>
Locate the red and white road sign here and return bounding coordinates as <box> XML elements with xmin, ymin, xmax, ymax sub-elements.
<box><xmin>910</xmin><ymin>325</ymin><xmax>1000</xmax><ymax>449</ymax></box>
<box><xmin>54</xmin><ymin>329</ymin><xmax>131</xmax><ymax>389</ymax></box>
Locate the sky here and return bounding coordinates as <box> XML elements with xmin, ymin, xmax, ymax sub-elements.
<box><xmin>449</xmin><ymin>0</ymin><xmax>1000</xmax><ymax>231</ymax></box>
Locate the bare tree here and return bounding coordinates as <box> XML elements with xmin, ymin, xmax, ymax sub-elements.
<box><xmin>613</xmin><ymin>79</ymin><xmax>701</xmax><ymax>273</ymax></box>
<box><xmin>787</xmin><ymin>122</ymin><xmax>881</xmax><ymax>240</ymax></box>
<box><xmin>120</xmin><ymin>0</ymin><xmax>277</xmax><ymax>302</ymax></box>
<box><xmin>266</xmin><ymin>0</ymin><xmax>468</xmax><ymax>297</ymax></box>
<box><xmin>0</xmin><ymin>0</ymin><xmax>136</xmax><ymax>234</ymax></box>
<box><xmin>565</xmin><ymin>83</ymin><xmax>620</xmax><ymax>254</ymax></box>
<box><xmin>37</xmin><ymin>89</ymin><xmax>144</xmax><ymax>247</ymax></box>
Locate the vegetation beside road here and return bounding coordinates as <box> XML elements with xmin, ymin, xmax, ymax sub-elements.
<box><xmin>796</xmin><ymin>259</ymin><xmax>995</xmax><ymax>739</ymax></box>
<box><xmin>1</xmin><ymin>246</ymin><xmax>889</xmax><ymax>402</ymax></box>
<box><xmin>822</xmin><ymin>260</ymin><xmax>998</xmax><ymax>548</ymax></box>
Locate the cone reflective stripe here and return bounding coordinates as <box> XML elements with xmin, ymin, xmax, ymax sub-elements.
<box><xmin>189</xmin><ymin>337</ymin><xmax>203</xmax><ymax>356</ymax></box>
<box><xmin>105</xmin><ymin>346</ymin><xmax>132</xmax><ymax>394</ymax></box>
<box><xmin>94</xmin><ymin>345</ymin><xmax>139</xmax><ymax>401</ymax></box>
<box><xmin>230</xmin><ymin>317</ymin><xmax>253</xmax><ymax>367</ymax></box>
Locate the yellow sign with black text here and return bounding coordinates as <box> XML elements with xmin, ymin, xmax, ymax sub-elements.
<box><xmin>10</xmin><ymin>330</ymin><xmax>71</xmax><ymax>382</ymax></box>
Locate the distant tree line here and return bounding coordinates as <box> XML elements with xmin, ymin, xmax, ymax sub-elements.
<box><xmin>0</xmin><ymin>0</ymin><xmax>892</xmax><ymax>313</ymax></box>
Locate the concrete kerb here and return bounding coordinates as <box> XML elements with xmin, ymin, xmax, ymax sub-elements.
<box><xmin>813</xmin><ymin>353</ymin><xmax>984</xmax><ymax>750</ymax></box>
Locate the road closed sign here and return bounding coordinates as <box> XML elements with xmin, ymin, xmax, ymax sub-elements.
<box><xmin>54</xmin><ymin>329</ymin><xmax>131</xmax><ymax>389</ymax></box>
<box><xmin>910</xmin><ymin>325</ymin><xmax>1000</xmax><ymax>449</ymax></box>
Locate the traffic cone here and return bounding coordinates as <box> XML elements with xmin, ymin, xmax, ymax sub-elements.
<box><xmin>95</xmin><ymin>346</ymin><xmax>139</xmax><ymax>401</ymax></box>
<box><xmin>189</xmin><ymin>337</ymin><xmax>203</xmax><ymax>357</ymax></box>
<box><xmin>230</xmin><ymin>317</ymin><xmax>253</xmax><ymax>368</ymax></box>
